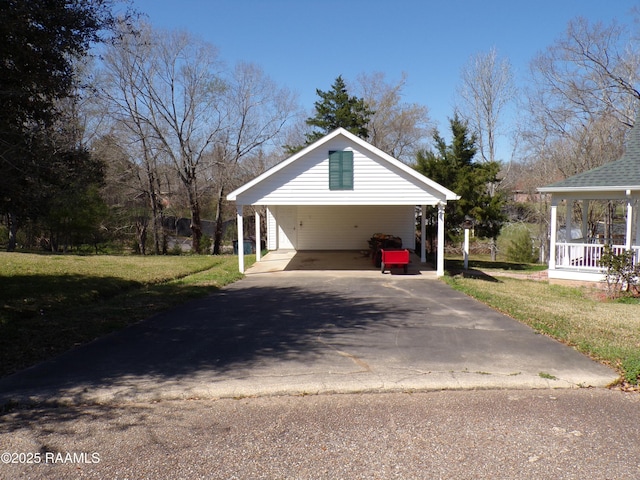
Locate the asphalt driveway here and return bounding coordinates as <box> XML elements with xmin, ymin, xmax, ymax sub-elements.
<box><xmin>0</xmin><ymin>269</ymin><xmax>618</xmax><ymax>406</ymax></box>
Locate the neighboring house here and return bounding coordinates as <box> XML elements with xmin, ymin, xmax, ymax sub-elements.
<box><xmin>538</xmin><ymin>120</ymin><xmax>640</xmax><ymax>283</ymax></box>
<box><xmin>227</xmin><ymin>128</ymin><xmax>459</xmax><ymax>275</ymax></box>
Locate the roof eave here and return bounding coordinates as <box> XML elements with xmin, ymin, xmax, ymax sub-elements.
<box><xmin>537</xmin><ymin>185</ymin><xmax>639</xmax><ymax>193</ymax></box>
<box><xmin>227</xmin><ymin>129</ymin><xmax>347</xmax><ymax>201</ymax></box>
<box><xmin>228</xmin><ymin>128</ymin><xmax>460</xmax><ymax>202</ymax></box>
<box><xmin>537</xmin><ymin>185</ymin><xmax>640</xmax><ymax>198</ymax></box>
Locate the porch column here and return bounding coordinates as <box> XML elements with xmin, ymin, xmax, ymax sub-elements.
<box><xmin>626</xmin><ymin>191</ymin><xmax>633</xmax><ymax>250</ymax></box>
<box><xmin>635</xmin><ymin>199</ymin><xmax>640</xmax><ymax>248</ymax></box>
<box><xmin>236</xmin><ymin>204</ymin><xmax>244</xmax><ymax>273</ymax></box>
<box><xmin>549</xmin><ymin>200</ymin><xmax>558</xmax><ymax>270</ymax></box>
<box><xmin>421</xmin><ymin>205</ymin><xmax>427</xmax><ymax>263</ymax></box>
<box><xmin>255</xmin><ymin>210</ymin><xmax>261</xmax><ymax>262</ymax></box>
<box><xmin>437</xmin><ymin>203</ymin><xmax>445</xmax><ymax>277</ymax></box>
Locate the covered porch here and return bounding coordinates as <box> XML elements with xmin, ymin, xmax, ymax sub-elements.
<box><xmin>545</xmin><ymin>192</ymin><xmax>640</xmax><ymax>282</ymax></box>
<box><xmin>539</xmin><ymin>117</ymin><xmax>640</xmax><ymax>282</ymax></box>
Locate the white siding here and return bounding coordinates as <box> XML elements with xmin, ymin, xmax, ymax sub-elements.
<box><xmin>266</xmin><ymin>207</ymin><xmax>276</xmax><ymax>250</ymax></box>
<box><xmin>296</xmin><ymin>205</ymin><xmax>415</xmax><ymax>250</ymax></box>
<box><xmin>267</xmin><ymin>205</ymin><xmax>298</xmax><ymax>249</ymax></box>
<box><xmin>235</xmin><ymin>137</ymin><xmax>446</xmax><ymax>206</ymax></box>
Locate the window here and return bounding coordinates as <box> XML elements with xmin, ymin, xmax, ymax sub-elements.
<box><xmin>329</xmin><ymin>150</ymin><xmax>353</xmax><ymax>190</ymax></box>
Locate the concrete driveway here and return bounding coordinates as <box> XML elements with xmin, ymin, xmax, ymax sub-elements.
<box><xmin>0</xmin><ymin>254</ymin><xmax>618</xmax><ymax>406</ymax></box>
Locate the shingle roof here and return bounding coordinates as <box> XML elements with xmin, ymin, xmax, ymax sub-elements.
<box><xmin>538</xmin><ymin>119</ymin><xmax>640</xmax><ymax>192</ymax></box>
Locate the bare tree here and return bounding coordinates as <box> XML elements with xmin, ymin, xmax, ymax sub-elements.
<box><xmin>521</xmin><ymin>16</ymin><xmax>639</xmax><ymax>185</ymax></box>
<box><xmin>355</xmin><ymin>72</ymin><xmax>432</xmax><ymax>162</ymax></box>
<box><xmin>457</xmin><ymin>47</ymin><xmax>515</xmax><ymax>163</ymax></box>
<box><xmin>211</xmin><ymin>62</ymin><xmax>297</xmax><ymax>253</ymax></box>
<box><xmin>100</xmin><ymin>22</ymin><xmax>226</xmax><ymax>253</ymax></box>
<box><xmin>517</xmin><ymin>16</ymin><xmax>640</xmax><ymax>260</ymax></box>
<box><xmin>532</xmin><ymin>17</ymin><xmax>640</xmax><ymax>129</ymax></box>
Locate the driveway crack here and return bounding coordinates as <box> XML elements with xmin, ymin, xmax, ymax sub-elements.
<box><xmin>316</xmin><ymin>337</ymin><xmax>372</xmax><ymax>372</ymax></box>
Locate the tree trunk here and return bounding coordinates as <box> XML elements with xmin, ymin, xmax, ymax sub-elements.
<box><xmin>159</xmin><ymin>209</ymin><xmax>167</xmax><ymax>255</ymax></box>
<box><xmin>490</xmin><ymin>236</ymin><xmax>497</xmax><ymax>261</ymax></box>
<box><xmin>7</xmin><ymin>213</ymin><xmax>17</xmax><ymax>251</ymax></box>
<box><xmin>144</xmin><ymin>168</ymin><xmax>161</xmax><ymax>255</ymax></box>
<box><xmin>213</xmin><ymin>185</ymin><xmax>224</xmax><ymax>255</ymax></box>
<box><xmin>150</xmin><ymin>196</ymin><xmax>162</xmax><ymax>255</ymax></box>
<box><xmin>136</xmin><ymin>218</ymin><xmax>147</xmax><ymax>255</ymax></box>
<box><xmin>189</xmin><ymin>197</ymin><xmax>202</xmax><ymax>254</ymax></box>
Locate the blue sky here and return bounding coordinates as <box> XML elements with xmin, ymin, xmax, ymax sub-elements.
<box><xmin>129</xmin><ymin>0</ymin><xmax>637</xmax><ymax>159</ymax></box>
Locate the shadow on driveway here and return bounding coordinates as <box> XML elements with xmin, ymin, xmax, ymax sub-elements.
<box><xmin>0</xmin><ymin>277</ymin><xmax>414</xmax><ymax>404</ymax></box>
<box><xmin>0</xmin><ymin>272</ymin><xmax>618</xmax><ymax>406</ymax></box>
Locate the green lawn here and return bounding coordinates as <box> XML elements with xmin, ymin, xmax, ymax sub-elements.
<box><xmin>444</xmin><ymin>268</ymin><xmax>640</xmax><ymax>385</ymax></box>
<box><xmin>0</xmin><ymin>252</ymin><xmax>252</xmax><ymax>377</ymax></box>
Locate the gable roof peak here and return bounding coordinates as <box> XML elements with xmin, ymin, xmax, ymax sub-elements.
<box><xmin>227</xmin><ymin>128</ymin><xmax>459</xmax><ymax>202</ymax></box>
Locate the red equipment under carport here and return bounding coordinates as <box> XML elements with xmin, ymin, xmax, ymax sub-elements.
<box><xmin>380</xmin><ymin>248</ymin><xmax>410</xmax><ymax>274</ymax></box>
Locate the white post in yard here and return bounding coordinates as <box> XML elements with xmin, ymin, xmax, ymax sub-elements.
<box><xmin>463</xmin><ymin>227</ymin><xmax>470</xmax><ymax>270</ymax></box>
<box><xmin>421</xmin><ymin>205</ymin><xmax>427</xmax><ymax>263</ymax></box>
<box><xmin>236</xmin><ymin>204</ymin><xmax>244</xmax><ymax>273</ymax></box>
<box><xmin>437</xmin><ymin>203</ymin><xmax>445</xmax><ymax>277</ymax></box>
<box><xmin>549</xmin><ymin>201</ymin><xmax>558</xmax><ymax>270</ymax></box>
<box><xmin>255</xmin><ymin>210</ymin><xmax>261</xmax><ymax>262</ymax></box>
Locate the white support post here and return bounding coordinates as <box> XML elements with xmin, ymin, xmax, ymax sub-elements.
<box><xmin>626</xmin><ymin>191</ymin><xmax>633</xmax><ymax>250</ymax></box>
<box><xmin>635</xmin><ymin>199</ymin><xmax>640</xmax><ymax>248</ymax></box>
<box><xmin>255</xmin><ymin>210</ymin><xmax>261</xmax><ymax>262</ymax></box>
<box><xmin>549</xmin><ymin>201</ymin><xmax>558</xmax><ymax>270</ymax></box>
<box><xmin>236</xmin><ymin>204</ymin><xmax>244</xmax><ymax>273</ymax></box>
<box><xmin>437</xmin><ymin>203</ymin><xmax>445</xmax><ymax>277</ymax></box>
<box><xmin>421</xmin><ymin>205</ymin><xmax>427</xmax><ymax>263</ymax></box>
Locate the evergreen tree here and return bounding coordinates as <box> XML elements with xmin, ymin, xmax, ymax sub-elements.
<box><xmin>304</xmin><ymin>76</ymin><xmax>374</xmax><ymax>145</ymax></box>
<box><xmin>415</xmin><ymin>114</ymin><xmax>506</xmax><ymax>251</ymax></box>
<box><xmin>0</xmin><ymin>0</ymin><xmax>119</xmax><ymax>250</ymax></box>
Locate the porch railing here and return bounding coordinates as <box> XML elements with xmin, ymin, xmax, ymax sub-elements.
<box><xmin>555</xmin><ymin>242</ymin><xmax>640</xmax><ymax>271</ymax></box>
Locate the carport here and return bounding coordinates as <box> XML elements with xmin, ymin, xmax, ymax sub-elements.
<box><xmin>227</xmin><ymin>128</ymin><xmax>459</xmax><ymax>275</ymax></box>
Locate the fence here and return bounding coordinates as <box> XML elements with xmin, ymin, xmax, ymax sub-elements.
<box><xmin>555</xmin><ymin>242</ymin><xmax>640</xmax><ymax>271</ymax></box>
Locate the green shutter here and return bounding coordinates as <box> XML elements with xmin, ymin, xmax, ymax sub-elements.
<box><xmin>329</xmin><ymin>151</ymin><xmax>353</xmax><ymax>190</ymax></box>
<box><xmin>341</xmin><ymin>151</ymin><xmax>353</xmax><ymax>189</ymax></box>
<box><xmin>329</xmin><ymin>151</ymin><xmax>341</xmax><ymax>190</ymax></box>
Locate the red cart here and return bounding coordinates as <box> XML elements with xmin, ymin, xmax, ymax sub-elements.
<box><xmin>380</xmin><ymin>248</ymin><xmax>410</xmax><ymax>274</ymax></box>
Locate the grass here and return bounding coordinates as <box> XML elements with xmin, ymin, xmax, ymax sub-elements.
<box><xmin>443</xmin><ymin>269</ymin><xmax>640</xmax><ymax>384</ymax></box>
<box><xmin>0</xmin><ymin>252</ymin><xmax>253</xmax><ymax>377</ymax></box>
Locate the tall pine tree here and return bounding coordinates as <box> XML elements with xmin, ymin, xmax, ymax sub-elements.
<box><xmin>415</xmin><ymin>114</ymin><xmax>505</xmax><ymax>256</ymax></box>
<box><xmin>304</xmin><ymin>76</ymin><xmax>374</xmax><ymax>145</ymax></box>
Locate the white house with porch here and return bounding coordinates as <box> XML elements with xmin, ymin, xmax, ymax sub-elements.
<box><xmin>538</xmin><ymin>120</ymin><xmax>640</xmax><ymax>282</ymax></box>
<box><xmin>227</xmin><ymin>128</ymin><xmax>459</xmax><ymax>275</ymax></box>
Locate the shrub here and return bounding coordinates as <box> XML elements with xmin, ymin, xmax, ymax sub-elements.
<box><xmin>199</xmin><ymin>234</ymin><xmax>212</xmax><ymax>254</ymax></box>
<box><xmin>506</xmin><ymin>229</ymin><xmax>538</xmax><ymax>263</ymax></box>
<box><xmin>599</xmin><ymin>245</ymin><xmax>640</xmax><ymax>298</ymax></box>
